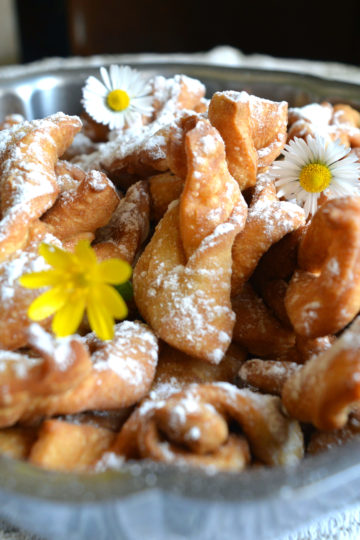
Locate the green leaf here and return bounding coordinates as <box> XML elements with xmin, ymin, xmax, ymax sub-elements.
<box><xmin>114</xmin><ymin>281</ymin><xmax>133</xmax><ymax>302</ymax></box>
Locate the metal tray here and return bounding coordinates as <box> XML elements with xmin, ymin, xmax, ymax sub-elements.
<box><xmin>1</xmin><ymin>60</ymin><xmax>360</xmax><ymax>540</ymax></box>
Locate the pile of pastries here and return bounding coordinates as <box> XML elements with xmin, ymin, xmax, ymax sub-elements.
<box><xmin>0</xmin><ymin>70</ymin><xmax>360</xmax><ymax>474</ymax></box>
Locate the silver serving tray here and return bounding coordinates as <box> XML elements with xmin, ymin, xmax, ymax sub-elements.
<box><xmin>1</xmin><ymin>61</ymin><xmax>360</xmax><ymax>540</ymax></box>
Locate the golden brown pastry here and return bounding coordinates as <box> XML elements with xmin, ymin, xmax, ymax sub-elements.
<box><xmin>285</xmin><ymin>196</ymin><xmax>360</xmax><ymax>337</ymax></box>
<box><xmin>93</xmin><ymin>179</ymin><xmax>150</xmax><ymax>263</ymax></box>
<box><xmin>150</xmin><ymin>341</ymin><xmax>246</xmax><ymax>399</ymax></box>
<box><xmin>282</xmin><ymin>316</ymin><xmax>360</xmax><ymax>430</ymax></box>
<box><xmin>111</xmin><ymin>382</ymin><xmax>304</xmax><ymax>469</ymax></box>
<box><xmin>42</xmin><ymin>169</ymin><xmax>120</xmax><ymax>240</ymax></box>
<box><xmin>29</xmin><ymin>419</ymin><xmax>116</xmax><ymax>472</ymax></box>
<box><xmin>232</xmin><ymin>282</ymin><xmax>295</xmax><ymax>357</ymax></box>
<box><xmin>231</xmin><ymin>173</ymin><xmax>305</xmax><ymax>296</ymax></box>
<box><xmin>0</xmin><ymin>113</ymin><xmax>82</xmax><ymax>261</ymax></box>
<box><xmin>0</xmin><ymin>221</ymin><xmax>60</xmax><ymax>350</ymax></box>
<box><xmin>0</xmin><ymin>321</ymin><xmax>158</xmax><ymax>427</ymax></box>
<box><xmin>208</xmin><ymin>90</ymin><xmax>287</xmax><ymax>189</ymax></box>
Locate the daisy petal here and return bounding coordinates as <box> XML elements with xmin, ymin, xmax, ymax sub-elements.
<box><xmin>83</xmin><ymin>76</ymin><xmax>108</xmax><ymax>97</ymax></box>
<box><xmin>100</xmin><ymin>67</ymin><xmax>112</xmax><ymax>91</ymax></box>
<box><xmin>81</xmin><ymin>64</ymin><xmax>154</xmax><ymax>130</ymax></box>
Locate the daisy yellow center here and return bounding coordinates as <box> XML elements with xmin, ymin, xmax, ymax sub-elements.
<box><xmin>106</xmin><ymin>89</ymin><xmax>130</xmax><ymax>111</ymax></box>
<box><xmin>299</xmin><ymin>163</ymin><xmax>332</xmax><ymax>193</ymax></box>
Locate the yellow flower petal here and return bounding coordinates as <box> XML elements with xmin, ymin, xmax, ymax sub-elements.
<box><xmin>97</xmin><ymin>258</ymin><xmax>132</xmax><ymax>284</ymax></box>
<box><xmin>39</xmin><ymin>243</ymin><xmax>74</xmax><ymax>270</ymax></box>
<box><xmin>96</xmin><ymin>284</ymin><xmax>128</xmax><ymax>319</ymax></box>
<box><xmin>28</xmin><ymin>287</ymin><xmax>67</xmax><ymax>321</ymax></box>
<box><xmin>87</xmin><ymin>296</ymin><xmax>115</xmax><ymax>341</ymax></box>
<box><xmin>19</xmin><ymin>270</ymin><xmax>63</xmax><ymax>289</ymax></box>
<box><xmin>74</xmin><ymin>239</ymin><xmax>97</xmax><ymax>267</ymax></box>
<box><xmin>52</xmin><ymin>296</ymin><xmax>86</xmax><ymax>337</ymax></box>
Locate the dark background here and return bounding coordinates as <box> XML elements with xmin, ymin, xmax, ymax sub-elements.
<box><xmin>15</xmin><ymin>0</ymin><xmax>360</xmax><ymax>67</ymax></box>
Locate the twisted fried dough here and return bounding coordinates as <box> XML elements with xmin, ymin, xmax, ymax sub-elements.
<box><xmin>208</xmin><ymin>91</ymin><xmax>287</xmax><ymax>190</ymax></box>
<box><xmin>231</xmin><ymin>173</ymin><xmax>305</xmax><ymax>296</ymax></box>
<box><xmin>0</xmin><ymin>113</ymin><xmax>82</xmax><ymax>261</ymax></box>
<box><xmin>133</xmin><ymin>199</ymin><xmax>245</xmax><ymax>364</ymax></box>
<box><xmin>239</xmin><ymin>359</ymin><xmax>301</xmax><ymax>395</ymax></box>
<box><xmin>93</xmin><ymin>180</ymin><xmax>150</xmax><ymax>263</ymax></box>
<box><xmin>0</xmin><ymin>426</ymin><xmax>38</xmax><ymax>460</ymax></box>
<box><xmin>54</xmin><ymin>159</ymin><xmax>85</xmax><ymax>192</ymax></box>
<box><xmin>0</xmin><ymin>321</ymin><xmax>158</xmax><ymax>427</ymax></box>
<box><xmin>179</xmin><ymin>117</ymin><xmax>244</xmax><ymax>258</ymax></box>
<box><xmin>134</xmin><ymin>118</ymin><xmax>247</xmax><ymax>363</ymax></box>
<box><xmin>29</xmin><ymin>419</ymin><xmax>116</xmax><ymax>471</ymax></box>
<box><xmin>307</xmin><ymin>405</ymin><xmax>360</xmax><ymax>455</ymax></box>
<box><xmin>0</xmin><ymin>220</ymin><xmax>61</xmax><ymax>350</ymax></box>
<box><xmin>77</xmin><ymin>75</ymin><xmax>206</xmax><ymax>188</ymax></box>
<box><xmin>282</xmin><ymin>316</ymin><xmax>360</xmax><ymax>430</ymax></box>
<box><xmin>42</xmin><ymin>170</ymin><xmax>119</xmax><ymax>240</ymax></box>
<box><xmin>166</xmin><ymin>111</ymin><xmax>200</xmax><ymax>179</ymax></box>
<box><xmin>148</xmin><ymin>171</ymin><xmax>184</xmax><ymax>222</ymax></box>
<box><xmin>287</xmin><ymin>102</ymin><xmax>360</xmax><ymax>147</ymax></box>
<box><xmin>285</xmin><ymin>196</ymin><xmax>360</xmax><ymax>338</ymax></box>
<box><xmin>232</xmin><ymin>282</ymin><xmax>295</xmax><ymax>357</ymax></box>
<box><xmin>112</xmin><ymin>382</ymin><xmax>303</xmax><ymax>468</ymax></box>
<box><xmin>150</xmin><ymin>341</ymin><xmax>246</xmax><ymax>399</ymax></box>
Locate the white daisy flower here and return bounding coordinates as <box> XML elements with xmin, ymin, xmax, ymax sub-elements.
<box><xmin>270</xmin><ymin>135</ymin><xmax>360</xmax><ymax>218</ymax></box>
<box><xmin>81</xmin><ymin>65</ymin><xmax>154</xmax><ymax>130</ymax></box>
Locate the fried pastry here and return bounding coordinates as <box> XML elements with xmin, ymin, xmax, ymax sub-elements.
<box><xmin>179</xmin><ymin>117</ymin><xmax>244</xmax><ymax>258</ymax></box>
<box><xmin>282</xmin><ymin>316</ymin><xmax>360</xmax><ymax>430</ymax></box>
<box><xmin>287</xmin><ymin>101</ymin><xmax>360</xmax><ymax>146</ymax></box>
<box><xmin>166</xmin><ymin>111</ymin><xmax>201</xmax><ymax>179</ymax></box>
<box><xmin>208</xmin><ymin>90</ymin><xmax>287</xmax><ymax>190</ymax></box>
<box><xmin>239</xmin><ymin>359</ymin><xmax>301</xmax><ymax>395</ymax></box>
<box><xmin>112</xmin><ymin>382</ymin><xmax>303</xmax><ymax>469</ymax></box>
<box><xmin>148</xmin><ymin>171</ymin><xmax>184</xmax><ymax>222</ymax></box>
<box><xmin>0</xmin><ymin>113</ymin><xmax>82</xmax><ymax>261</ymax></box>
<box><xmin>231</xmin><ymin>173</ymin><xmax>305</xmax><ymax>296</ymax></box>
<box><xmin>0</xmin><ymin>321</ymin><xmax>158</xmax><ymax>427</ymax></box>
<box><xmin>150</xmin><ymin>73</ymin><xmax>206</xmax><ymax>118</ymax></box>
<box><xmin>307</xmin><ymin>405</ymin><xmax>360</xmax><ymax>454</ymax></box>
<box><xmin>285</xmin><ymin>196</ymin><xmax>360</xmax><ymax>337</ymax></box>
<box><xmin>232</xmin><ymin>282</ymin><xmax>295</xmax><ymax>357</ymax></box>
<box><xmin>150</xmin><ymin>341</ymin><xmax>246</xmax><ymax>399</ymax></box>
<box><xmin>0</xmin><ymin>426</ymin><xmax>38</xmax><ymax>460</ymax></box>
<box><xmin>1</xmin><ymin>68</ymin><xmax>360</xmax><ymax>475</ymax></box>
<box><xmin>29</xmin><ymin>419</ymin><xmax>115</xmax><ymax>472</ymax></box>
<box><xmin>134</xmin><ymin>200</ymin><xmax>245</xmax><ymax>363</ymax></box>
<box><xmin>0</xmin><ymin>113</ymin><xmax>25</xmax><ymax>131</ymax></box>
<box><xmin>54</xmin><ymin>159</ymin><xmax>85</xmax><ymax>192</ymax></box>
<box><xmin>94</xmin><ymin>180</ymin><xmax>150</xmax><ymax>263</ymax></box>
<box><xmin>42</xmin><ymin>169</ymin><xmax>120</xmax><ymax>240</ymax></box>
<box><xmin>331</xmin><ymin>104</ymin><xmax>360</xmax><ymax>147</ymax></box>
<box><xmin>0</xmin><ymin>221</ymin><xmax>61</xmax><ymax>350</ymax></box>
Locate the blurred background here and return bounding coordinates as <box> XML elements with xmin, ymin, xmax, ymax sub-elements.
<box><xmin>0</xmin><ymin>0</ymin><xmax>359</xmax><ymax>67</ymax></box>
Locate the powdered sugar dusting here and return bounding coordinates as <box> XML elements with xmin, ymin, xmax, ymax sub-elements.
<box><xmin>27</xmin><ymin>323</ymin><xmax>81</xmax><ymax>371</ymax></box>
<box><xmin>93</xmin><ymin>320</ymin><xmax>158</xmax><ymax>387</ymax></box>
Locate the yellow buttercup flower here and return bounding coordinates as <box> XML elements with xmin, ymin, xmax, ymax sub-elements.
<box><xmin>19</xmin><ymin>240</ymin><xmax>132</xmax><ymax>341</ymax></box>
